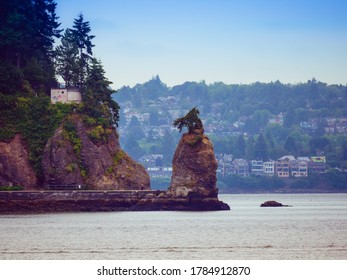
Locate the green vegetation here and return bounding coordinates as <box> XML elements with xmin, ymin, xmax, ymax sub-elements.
<box><xmin>63</xmin><ymin>119</ymin><xmax>82</xmax><ymax>156</ymax></box>
<box><xmin>55</xmin><ymin>14</ymin><xmax>119</xmax><ymax>127</ymax></box>
<box><xmin>65</xmin><ymin>163</ymin><xmax>78</xmax><ymax>173</ymax></box>
<box><xmin>113</xmin><ymin>150</ymin><xmax>126</xmax><ymax>166</ymax></box>
<box><xmin>173</xmin><ymin>107</ymin><xmax>203</xmax><ymax>133</ymax></box>
<box><xmin>87</xmin><ymin>125</ymin><xmax>112</xmax><ymax>144</ymax></box>
<box><xmin>0</xmin><ymin>1</ymin><xmax>120</xmax><ymax>184</ymax></box>
<box><xmin>0</xmin><ymin>93</ymin><xmax>74</xmax><ymax>179</ymax></box>
<box><xmin>0</xmin><ymin>0</ymin><xmax>61</xmax><ymax>95</ymax></box>
<box><xmin>116</xmin><ymin>78</ymin><xmax>347</xmax><ymax>169</ymax></box>
<box><xmin>106</xmin><ymin>150</ymin><xmax>127</xmax><ymax>174</ymax></box>
<box><xmin>61</xmin><ymin>118</ymin><xmax>90</xmax><ymax>179</ymax></box>
<box><xmin>0</xmin><ymin>186</ymin><xmax>23</xmax><ymax>191</ymax></box>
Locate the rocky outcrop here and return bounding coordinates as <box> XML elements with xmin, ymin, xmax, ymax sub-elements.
<box><xmin>169</xmin><ymin>128</ymin><xmax>218</xmax><ymax>198</ymax></box>
<box><xmin>0</xmin><ymin>112</ymin><xmax>230</xmax><ymax>212</ymax></box>
<box><xmin>260</xmin><ymin>201</ymin><xmax>292</xmax><ymax>207</ymax></box>
<box><xmin>42</xmin><ymin>115</ymin><xmax>150</xmax><ymax>190</ymax></box>
<box><xmin>0</xmin><ymin>125</ymin><xmax>229</xmax><ymax>212</ymax></box>
<box><xmin>0</xmin><ymin>190</ymin><xmax>230</xmax><ymax>212</ymax></box>
<box><xmin>0</xmin><ymin>134</ymin><xmax>37</xmax><ymax>189</ymax></box>
<box><xmin>42</xmin><ymin>127</ymin><xmax>83</xmax><ymax>186</ymax></box>
<box><xmin>167</xmin><ymin>121</ymin><xmax>229</xmax><ymax>210</ymax></box>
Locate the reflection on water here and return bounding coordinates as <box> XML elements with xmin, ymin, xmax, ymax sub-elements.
<box><xmin>0</xmin><ymin>194</ymin><xmax>346</xmax><ymax>259</ymax></box>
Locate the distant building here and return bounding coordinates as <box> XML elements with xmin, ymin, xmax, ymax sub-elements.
<box><xmin>147</xmin><ymin>166</ymin><xmax>172</xmax><ymax>178</ymax></box>
<box><xmin>139</xmin><ymin>154</ymin><xmax>163</xmax><ymax>167</ymax></box>
<box><xmin>297</xmin><ymin>157</ymin><xmax>310</xmax><ymax>162</ymax></box>
<box><xmin>233</xmin><ymin>159</ymin><xmax>250</xmax><ymax>177</ymax></box>
<box><xmin>290</xmin><ymin>160</ymin><xmax>308</xmax><ymax>177</ymax></box>
<box><xmin>278</xmin><ymin>155</ymin><xmax>296</xmax><ymax>161</ymax></box>
<box><xmin>250</xmin><ymin>160</ymin><xmax>263</xmax><ymax>176</ymax></box>
<box><xmin>268</xmin><ymin>112</ymin><xmax>284</xmax><ymax>125</ymax></box>
<box><xmin>50</xmin><ymin>87</ymin><xmax>82</xmax><ymax>104</ymax></box>
<box><xmin>263</xmin><ymin>161</ymin><xmax>275</xmax><ymax>176</ymax></box>
<box><xmin>275</xmin><ymin>157</ymin><xmax>291</xmax><ymax>177</ymax></box>
<box><xmin>309</xmin><ymin>156</ymin><xmax>326</xmax><ymax>173</ymax></box>
<box><xmin>216</xmin><ymin>154</ymin><xmax>233</xmax><ymax>176</ymax></box>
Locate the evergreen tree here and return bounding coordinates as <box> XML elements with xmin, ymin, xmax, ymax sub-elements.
<box><xmin>284</xmin><ymin>108</ymin><xmax>296</xmax><ymax>128</ymax></box>
<box><xmin>246</xmin><ymin>136</ymin><xmax>255</xmax><ymax>160</ymax></box>
<box><xmin>234</xmin><ymin>135</ymin><xmax>246</xmax><ymax>158</ymax></box>
<box><xmin>265</xmin><ymin>131</ymin><xmax>275</xmax><ymax>148</ymax></box>
<box><xmin>124</xmin><ymin>136</ymin><xmax>143</xmax><ymax>160</ymax></box>
<box><xmin>308</xmin><ymin>137</ymin><xmax>330</xmax><ymax>154</ymax></box>
<box><xmin>0</xmin><ymin>0</ymin><xmax>61</xmax><ymax>93</ymax></box>
<box><xmin>72</xmin><ymin>13</ymin><xmax>95</xmax><ymax>58</ymax></box>
<box><xmin>173</xmin><ymin>107</ymin><xmax>203</xmax><ymax>133</ymax></box>
<box><xmin>55</xmin><ymin>13</ymin><xmax>95</xmax><ymax>86</ymax></box>
<box><xmin>254</xmin><ymin>133</ymin><xmax>269</xmax><ymax>160</ymax></box>
<box><xmin>83</xmin><ymin>58</ymin><xmax>120</xmax><ymax>126</ymax></box>
<box><xmin>55</xmin><ymin>29</ymin><xmax>79</xmax><ymax>86</ymax></box>
<box><xmin>126</xmin><ymin>116</ymin><xmax>145</xmax><ymax>141</ymax></box>
<box><xmin>71</xmin><ymin>13</ymin><xmax>95</xmax><ymax>85</ymax></box>
<box><xmin>55</xmin><ymin>14</ymin><xmax>119</xmax><ymax>127</ymax></box>
<box><xmin>284</xmin><ymin>136</ymin><xmax>298</xmax><ymax>155</ymax></box>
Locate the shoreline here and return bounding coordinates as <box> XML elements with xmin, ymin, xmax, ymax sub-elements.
<box><xmin>218</xmin><ymin>190</ymin><xmax>347</xmax><ymax>194</ymax></box>
<box><xmin>0</xmin><ymin>190</ymin><xmax>230</xmax><ymax>213</ymax></box>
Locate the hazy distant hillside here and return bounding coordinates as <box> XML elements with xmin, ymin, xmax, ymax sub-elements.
<box><xmin>116</xmin><ymin>76</ymin><xmax>347</xmax><ymax>121</ymax></box>
<box><xmin>114</xmin><ymin>76</ymin><xmax>347</xmax><ymax>169</ymax></box>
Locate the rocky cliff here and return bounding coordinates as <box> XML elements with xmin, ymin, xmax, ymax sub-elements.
<box><xmin>0</xmin><ymin>111</ymin><xmax>230</xmax><ymax>212</ymax></box>
<box><xmin>42</xmin><ymin>125</ymin><xmax>83</xmax><ymax>186</ymax></box>
<box><xmin>169</xmin><ymin>128</ymin><xmax>218</xmax><ymax>198</ymax></box>
<box><xmin>42</xmin><ymin>114</ymin><xmax>150</xmax><ymax>190</ymax></box>
<box><xmin>0</xmin><ymin>125</ymin><xmax>230</xmax><ymax>212</ymax></box>
<box><xmin>0</xmin><ymin>134</ymin><xmax>37</xmax><ymax>189</ymax></box>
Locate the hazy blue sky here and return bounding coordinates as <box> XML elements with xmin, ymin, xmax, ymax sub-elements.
<box><xmin>56</xmin><ymin>0</ymin><xmax>347</xmax><ymax>88</ymax></box>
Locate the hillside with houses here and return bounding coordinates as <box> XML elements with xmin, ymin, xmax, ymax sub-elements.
<box><xmin>114</xmin><ymin>76</ymin><xmax>347</xmax><ymax>192</ymax></box>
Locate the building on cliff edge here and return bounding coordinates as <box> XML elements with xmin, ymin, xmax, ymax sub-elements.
<box><xmin>50</xmin><ymin>87</ymin><xmax>82</xmax><ymax>104</ymax></box>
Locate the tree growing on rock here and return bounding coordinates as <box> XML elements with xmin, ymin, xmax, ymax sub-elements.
<box><xmin>55</xmin><ymin>13</ymin><xmax>94</xmax><ymax>87</ymax></box>
<box><xmin>173</xmin><ymin>107</ymin><xmax>203</xmax><ymax>133</ymax></box>
<box><xmin>55</xmin><ymin>13</ymin><xmax>119</xmax><ymax>127</ymax></box>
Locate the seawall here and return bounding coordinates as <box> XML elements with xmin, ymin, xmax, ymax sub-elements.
<box><xmin>0</xmin><ymin>190</ymin><xmax>230</xmax><ymax>213</ymax></box>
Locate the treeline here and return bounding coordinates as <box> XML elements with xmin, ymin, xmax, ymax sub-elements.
<box><xmin>117</xmin><ymin>77</ymin><xmax>347</xmax><ymax>120</ymax></box>
<box><xmin>116</xmin><ymin>77</ymin><xmax>347</xmax><ymax>169</ymax></box>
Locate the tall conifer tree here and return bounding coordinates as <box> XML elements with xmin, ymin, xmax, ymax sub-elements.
<box><xmin>0</xmin><ymin>0</ymin><xmax>61</xmax><ymax>94</ymax></box>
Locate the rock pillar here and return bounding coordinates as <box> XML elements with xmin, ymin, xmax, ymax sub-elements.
<box><xmin>169</xmin><ymin>129</ymin><xmax>218</xmax><ymax>198</ymax></box>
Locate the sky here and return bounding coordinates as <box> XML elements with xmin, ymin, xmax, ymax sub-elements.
<box><xmin>55</xmin><ymin>0</ymin><xmax>347</xmax><ymax>89</ymax></box>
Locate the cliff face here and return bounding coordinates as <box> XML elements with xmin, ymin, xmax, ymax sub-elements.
<box><xmin>42</xmin><ymin>115</ymin><xmax>150</xmax><ymax>190</ymax></box>
<box><xmin>169</xmin><ymin>128</ymin><xmax>218</xmax><ymax>198</ymax></box>
<box><xmin>0</xmin><ymin>117</ymin><xmax>230</xmax><ymax>212</ymax></box>
<box><xmin>0</xmin><ymin>134</ymin><xmax>37</xmax><ymax>189</ymax></box>
<box><xmin>42</xmin><ymin>126</ymin><xmax>83</xmax><ymax>186</ymax></box>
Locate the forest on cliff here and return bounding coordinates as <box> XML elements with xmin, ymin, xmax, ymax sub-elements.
<box><xmin>0</xmin><ymin>0</ymin><xmax>119</xmax><ymax>183</ymax></box>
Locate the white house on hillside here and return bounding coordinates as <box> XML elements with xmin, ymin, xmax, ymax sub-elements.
<box><xmin>50</xmin><ymin>87</ymin><xmax>82</xmax><ymax>104</ymax></box>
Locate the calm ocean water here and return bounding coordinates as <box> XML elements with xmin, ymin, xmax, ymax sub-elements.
<box><xmin>0</xmin><ymin>193</ymin><xmax>346</xmax><ymax>260</ymax></box>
